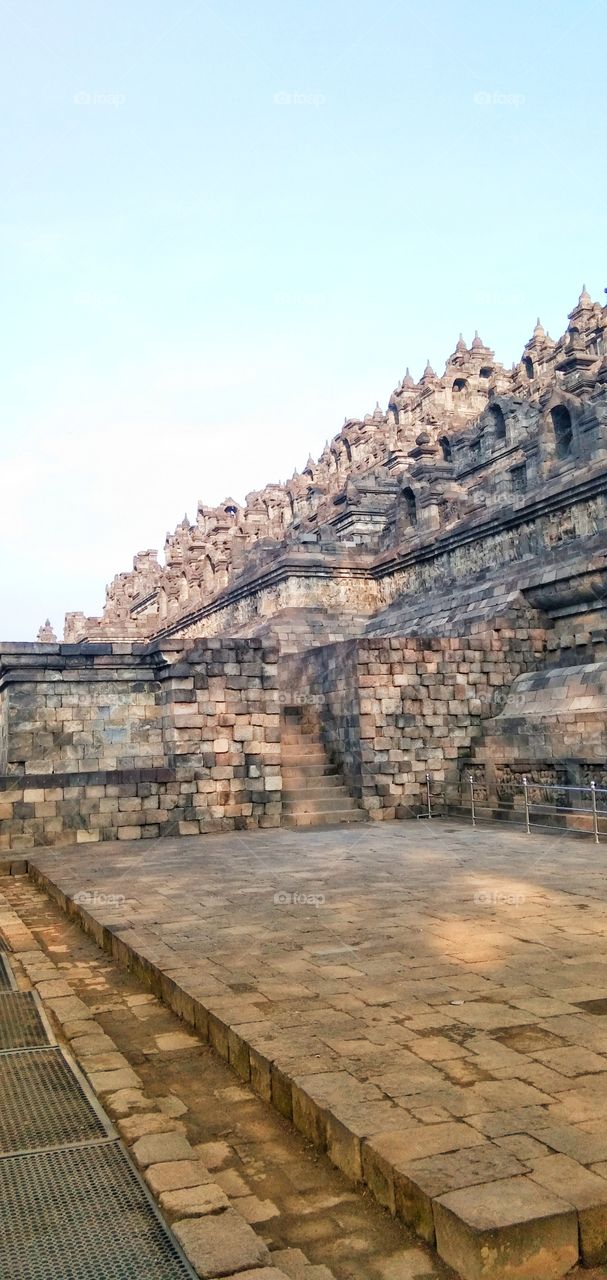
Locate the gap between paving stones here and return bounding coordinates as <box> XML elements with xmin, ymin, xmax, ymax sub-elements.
<box><xmin>23</xmin><ymin>836</ymin><xmax>607</xmax><ymax>1280</ymax></box>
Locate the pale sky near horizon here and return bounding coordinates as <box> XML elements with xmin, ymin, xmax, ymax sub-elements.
<box><xmin>1</xmin><ymin>0</ymin><xmax>605</xmax><ymax>640</ymax></box>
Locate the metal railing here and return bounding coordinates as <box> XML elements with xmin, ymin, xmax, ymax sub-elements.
<box><xmin>467</xmin><ymin>774</ymin><xmax>607</xmax><ymax>843</ymax></box>
<box><xmin>421</xmin><ymin>772</ymin><xmax>607</xmax><ymax>843</ymax></box>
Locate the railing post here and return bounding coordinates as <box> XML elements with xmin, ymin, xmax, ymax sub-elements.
<box><xmin>469</xmin><ymin>774</ymin><xmax>476</xmax><ymax>828</ymax></box>
<box><xmin>426</xmin><ymin>773</ymin><xmax>432</xmax><ymax>820</ymax></box>
<box><xmin>591</xmin><ymin>781</ymin><xmax>600</xmax><ymax>844</ymax></box>
<box><xmin>523</xmin><ymin>775</ymin><xmax>530</xmax><ymax>835</ymax></box>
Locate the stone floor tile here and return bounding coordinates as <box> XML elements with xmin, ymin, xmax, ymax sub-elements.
<box><xmin>531</xmin><ymin>1046</ymin><xmax>607</xmax><ymax>1077</ymax></box>
<box><xmin>434</xmin><ymin>1175</ymin><xmax>578</xmax><ymax>1279</ymax></box>
<box><xmin>34</xmin><ymin>979</ymin><xmax>73</xmax><ymax>998</ymax></box>
<box><xmin>132</xmin><ymin>1130</ymin><xmax>195</xmax><ymax>1169</ymax></box>
<box><xmin>408</xmin><ymin>1036</ymin><xmax>468</xmax><ymax>1063</ymax></box>
<box><xmin>463</xmin><ymin>1079</ymin><xmax>555</xmax><ymax>1111</ymax></box>
<box><xmin>45</xmin><ymin>994</ymin><xmax>93</xmax><ymax>1022</ymax></box>
<box><xmin>69</xmin><ymin>1032</ymin><xmax>116</xmax><ymax>1056</ymax></box>
<box><xmin>525</xmin><ymin>1122</ymin><xmax>607</xmax><ymax>1165</ymax></box>
<box><xmin>237</xmin><ymin>1195</ymin><xmax>280</xmax><ymax>1223</ymax></box>
<box><xmin>403</xmin><ymin>1143</ymin><xmax>528</xmax><ymax>1199</ymax></box>
<box><xmin>464</xmin><ymin>1105</ymin><xmax>552</xmax><ymax>1138</ymax></box>
<box><xmin>174</xmin><ymin>1208</ymin><xmax>271</xmax><ymax>1278</ymax></box>
<box><xmin>118</xmin><ymin>1111</ymin><xmax>185</xmax><ymax>1143</ymax></box>
<box><xmin>159</xmin><ymin>1182</ymin><xmax>229</xmax><ymax>1218</ymax></box>
<box><xmin>527</xmin><ymin>1153</ymin><xmax>607</xmax><ymax>1265</ymax></box>
<box><xmin>87</xmin><ymin>1065</ymin><xmax>141</xmax><ymax>1093</ymax></box>
<box><xmin>376</xmin><ymin>1249</ymin><xmax>441</xmax><ymax>1278</ymax></box>
<box><xmin>217</xmin><ymin>1271</ymin><xmax>290</xmax><ymax>1280</ymax></box>
<box><xmin>394</xmin><ymin>1143</ymin><xmax>529</xmax><ymax>1247</ymax></box>
<box><xmin>158</xmin><ymin>1093</ymin><xmax>189</xmax><ymax>1117</ymax></box>
<box><xmin>366</xmin><ymin>1121</ymin><xmax>486</xmax><ymax>1169</ymax></box>
<box><xmin>155</xmin><ymin>1030</ymin><xmax>201</xmax><ymax>1051</ymax></box>
<box><xmin>495</xmin><ymin>1134</ymin><xmax>551</xmax><ymax>1162</ymax></box>
<box><xmin>145</xmin><ymin>1159</ymin><xmax>214</xmax><ymax>1195</ymax></box>
<box><xmin>215</xmin><ymin>1168</ymin><xmax>251</xmax><ymax>1196</ymax></box>
<box><xmin>268</xmin><ymin>1248</ymin><xmax>309</xmax><ymax>1277</ymax></box>
<box><xmin>104</xmin><ymin>1087</ymin><xmax>151</xmax><ymax>1117</ymax></box>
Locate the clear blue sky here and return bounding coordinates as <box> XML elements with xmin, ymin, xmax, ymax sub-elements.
<box><xmin>1</xmin><ymin>0</ymin><xmax>605</xmax><ymax>640</ymax></box>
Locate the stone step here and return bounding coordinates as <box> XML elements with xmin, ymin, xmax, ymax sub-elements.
<box><xmin>281</xmin><ymin>735</ymin><xmax>325</xmax><ymax>746</ymax></box>
<box><xmin>283</xmin><ymin>795</ymin><xmax>358</xmax><ymax>815</ymax></box>
<box><xmin>281</xmin><ymin>747</ymin><xmax>328</xmax><ymax>762</ymax></box>
<box><xmin>282</xmin><ymin>774</ymin><xmax>345</xmax><ymax>791</ymax></box>
<box><xmin>282</xmin><ymin>764</ymin><xmax>341</xmax><ymax>780</ymax></box>
<box><xmin>282</xmin><ymin>785</ymin><xmax>350</xmax><ymax>801</ymax></box>
<box><xmin>283</xmin><ymin>809</ymin><xmax>366</xmax><ymax>828</ymax></box>
<box><xmin>280</xmin><ymin>721</ymin><xmax>362</xmax><ymax>827</ymax></box>
<box><xmin>279</xmin><ymin>737</ymin><xmax>322</xmax><ymax>747</ymax></box>
<box><xmin>282</xmin><ymin>757</ymin><xmax>338</xmax><ymax>771</ymax></box>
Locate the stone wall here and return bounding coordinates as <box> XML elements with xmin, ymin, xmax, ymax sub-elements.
<box><xmin>354</xmin><ymin>630</ymin><xmax>547</xmax><ymax>818</ymax></box>
<box><xmin>173</xmin><ymin>568</ymin><xmax>380</xmax><ymax>645</ymax></box>
<box><xmin>3</xmin><ymin>677</ymin><xmax>162</xmax><ymax>776</ymax></box>
<box><xmin>159</xmin><ymin>638</ymin><xmax>282</xmax><ymax>824</ymax></box>
<box><xmin>3</xmin><ymin>627</ymin><xmax>606</xmax><ymax>851</ymax></box>
<box><xmin>483</xmin><ymin>661</ymin><xmax>607</xmax><ymax>764</ymax></box>
<box><xmin>0</xmin><ymin>639</ymin><xmax>281</xmax><ymax>851</ymax></box>
<box><xmin>0</xmin><ymin>768</ymin><xmax>174</xmax><ymax>852</ymax></box>
<box><xmin>475</xmin><ymin>661</ymin><xmax>607</xmax><ymax>817</ymax></box>
<box><xmin>281</xmin><ymin>625</ymin><xmax>549</xmax><ymax>819</ymax></box>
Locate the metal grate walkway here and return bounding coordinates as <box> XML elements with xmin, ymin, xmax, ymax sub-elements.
<box><xmin>0</xmin><ymin>1144</ymin><xmax>198</xmax><ymax>1280</ymax></box>
<box><xmin>0</xmin><ymin>953</ymin><xmax>17</xmax><ymax>990</ymax></box>
<box><xmin>0</xmin><ymin>990</ymin><xmax>55</xmax><ymax>1051</ymax></box>
<box><xmin>0</xmin><ymin>1048</ymin><xmax>113</xmax><ymax>1156</ymax></box>
<box><xmin>0</xmin><ymin>951</ymin><xmax>198</xmax><ymax>1279</ymax></box>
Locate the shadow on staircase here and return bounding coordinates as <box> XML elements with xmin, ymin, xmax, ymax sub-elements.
<box><xmin>281</xmin><ymin>706</ymin><xmax>366</xmax><ymax>828</ymax></box>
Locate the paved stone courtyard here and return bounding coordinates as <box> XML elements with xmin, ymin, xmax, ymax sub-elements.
<box><xmin>28</xmin><ymin>820</ymin><xmax>607</xmax><ymax>1276</ymax></box>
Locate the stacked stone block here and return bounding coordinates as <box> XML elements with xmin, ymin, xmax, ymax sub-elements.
<box><xmin>159</xmin><ymin>638</ymin><xmax>281</xmax><ymax>831</ymax></box>
<box><xmin>0</xmin><ymin>769</ymin><xmax>173</xmax><ymax>851</ymax></box>
<box><xmin>0</xmin><ymin>639</ymin><xmax>281</xmax><ymax>852</ymax></box>
<box><xmin>282</xmin><ymin>625</ymin><xmax>549</xmax><ymax>820</ymax></box>
<box><xmin>0</xmin><ymin>644</ymin><xmax>162</xmax><ymax>776</ymax></box>
<box><xmin>475</xmin><ymin>658</ymin><xmax>607</xmax><ymax>827</ymax></box>
<box><xmin>354</xmin><ymin>629</ymin><xmax>547</xmax><ymax>818</ymax></box>
<box><xmin>4</xmin><ymin>681</ymin><xmax>164</xmax><ymax>775</ymax></box>
<box><xmin>3</xmin><ymin>622</ymin><xmax>606</xmax><ymax>852</ymax></box>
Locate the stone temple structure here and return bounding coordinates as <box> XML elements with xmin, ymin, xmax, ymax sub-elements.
<box><xmin>1</xmin><ymin>288</ymin><xmax>606</xmax><ymax>849</ymax></box>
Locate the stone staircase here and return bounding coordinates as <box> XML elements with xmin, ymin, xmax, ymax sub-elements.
<box><xmin>281</xmin><ymin>708</ymin><xmax>366</xmax><ymax>828</ymax></box>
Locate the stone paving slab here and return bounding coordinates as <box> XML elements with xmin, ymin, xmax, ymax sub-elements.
<box><xmin>28</xmin><ymin>819</ymin><xmax>607</xmax><ymax>1278</ymax></box>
